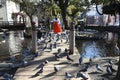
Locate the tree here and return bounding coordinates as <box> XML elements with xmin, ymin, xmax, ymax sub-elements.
<box><xmin>52</xmin><ymin>0</ymin><xmax>90</xmax><ymax>29</ymax></box>
<box><xmin>91</xmin><ymin>0</ymin><xmax>120</xmax><ymax>80</ymax></box>
<box><xmin>11</xmin><ymin>0</ymin><xmax>41</xmax><ymax>54</ymax></box>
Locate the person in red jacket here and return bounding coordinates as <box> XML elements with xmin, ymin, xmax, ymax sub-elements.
<box><xmin>53</xmin><ymin>16</ymin><xmax>62</xmax><ymax>34</ymax></box>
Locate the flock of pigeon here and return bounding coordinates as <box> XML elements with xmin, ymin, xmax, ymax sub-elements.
<box><xmin>0</xmin><ymin>31</ymin><xmax>69</xmax><ymax>80</ymax></box>
<box><xmin>31</xmin><ymin>31</ymin><xmax>118</xmax><ymax>80</ymax></box>
<box><xmin>0</xmin><ymin>31</ymin><xmax>118</xmax><ymax>80</ymax></box>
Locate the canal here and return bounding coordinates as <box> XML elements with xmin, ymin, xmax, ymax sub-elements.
<box><xmin>76</xmin><ymin>39</ymin><xmax>119</xmax><ymax>58</ymax></box>
<box><xmin>0</xmin><ymin>31</ymin><xmax>32</xmax><ymax>60</ymax></box>
<box><xmin>0</xmin><ymin>31</ymin><xmax>119</xmax><ymax>61</ymax></box>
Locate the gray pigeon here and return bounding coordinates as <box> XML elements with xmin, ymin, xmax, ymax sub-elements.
<box><xmin>96</xmin><ymin>64</ymin><xmax>103</xmax><ymax>72</ymax></box>
<box><xmin>44</xmin><ymin>60</ymin><xmax>48</xmax><ymax>64</ymax></box>
<box><xmin>36</xmin><ymin>67</ymin><xmax>44</xmax><ymax>74</ymax></box>
<box><xmin>3</xmin><ymin>73</ymin><xmax>13</xmax><ymax>80</ymax></box>
<box><xmin>79</xmin><ymin>65</ymin><xmax>89</xmax><ymax>72</ymax></box>
<box><xmin>106</xmin><ymin>65</ymin><xmax>112</xmax><ymax>75</ymax></box>
<box><xmin>65</xmin><ymin>72</ymin><xmax>74</xmax><ymax>78</ymax></box>
<box><xmin>50</xmin><ymin>43</ymin><xmax>53</xmax><ymax>51</ymax></box>
<box><xmin>79</xmin><ymin>56</ymin><xmax>83</xmax><ymax>65</ymax></box>
<box><xmin>108</xmin><ymin>59</ymin><xmax>114</xmax><ymax>65</ymax></box>
<box><xmin>54</xmin><ymin>64</ymin><xmax>60</xmax><ymax>72</ymax></box>
<box><xmin>76</xmin><ymin>72</ymin><xmax>88</xmax><ymax>80</ymax></box>
<box><xmin>57</xmin><ymin>48</ymin><xmax>62</xmax><ymax>54</ymax></box>
<box><xmin>55</xmin><ymin>53</ymin><xmax>61</xmax><ymax>59</ymax></box>
<box><xmin>34</xmin><ymin>62</ymin><xmax>45</xmax><ymax>70</ymax></box>
<box><xmin>66</xmin><ymin>54</ymin><xmax>74</xmax><ymax>62</ymax></box>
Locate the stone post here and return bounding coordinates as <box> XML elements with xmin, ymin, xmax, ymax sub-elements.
<box><xmin>69</xmin><ymin>22</ymin><xmax>75</xmax><ymax>55</ymax></box>
<box><xmin>31</xmin><ymin>23</ymin><xmax>37</xmax><ymax>54</ymax></box>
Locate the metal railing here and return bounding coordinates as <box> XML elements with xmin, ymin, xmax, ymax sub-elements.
<box><xmin>0</xmin><ymin>21</ymin><xmax>25</xmax><ymax>26</ymax></box>
<box><xmin>0</xmin><ymin>21</ymin><xmax>26</xmax><ymax>31</ymax></box>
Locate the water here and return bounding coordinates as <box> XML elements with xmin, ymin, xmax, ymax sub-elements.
<box><xmin>0</xmin><ymin>30</ymin><xmax>118</xmax><ymax>60</ymax></box>
<box><xmin>76</xmin><ymin>39</ymin><xmax>117</xmax><ymax>58</ymax></box>
<box><xmin>0</xmin><ymin>31</ymin><xmax>30</xmax><ymax>56</ymax></box>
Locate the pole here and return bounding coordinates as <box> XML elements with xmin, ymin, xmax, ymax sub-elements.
<box><xmin>31</xmin><ymin>23</ymin><xmax>37</xmax><ymax>54</ymax></box>
<box><xmin>69</xmin><ymin>22</ymin><xmax>75</xmax><ymax>55</ymax></box>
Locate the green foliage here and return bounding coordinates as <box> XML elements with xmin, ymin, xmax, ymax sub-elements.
<box><xmin>11</xmin><ymin>0</ymin><xmax>37</xmax><ymax>16</ymax></box>
<box><xmin>66</xmin><ymin>0</ymin><xmax>87</xmax><ymax>23</ymax></box>
<box><xmin>91</xmin><ymin>0</ymin><xmax>120</xmax><ymax>15</ymax></box>
<box><xmin>91</xmin><ymin>0</ymin><xmax>120</xmax><ymax>4</ymax></box>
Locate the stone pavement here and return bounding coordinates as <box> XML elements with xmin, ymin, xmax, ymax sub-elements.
<box><xmin>13</xmin><ymin>39</ymin><xmax>88</xmax><ymax>80</ymax></box>
<box><xmin>13</xmin><ymin>34</ymin><xmax>119</xmax><ymax>80</ymax></box>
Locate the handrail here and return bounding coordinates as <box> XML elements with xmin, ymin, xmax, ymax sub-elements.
<box><xmin>0</xmin><ymin>21</ymin><xmax>25</xmax><ymax>26</ymax></box>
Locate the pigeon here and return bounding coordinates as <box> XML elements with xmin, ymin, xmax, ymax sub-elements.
<box><xmin>34</xmin><ymin>62</ymin><xmax>45</xmax><ymax>70</ymax></box>
<box><xmin>36</xmin><ymin>67</ymin><xmax>44</xmax><ymax>75</ymax></box>
<box><xmin>33</xmin><ymin>52</ymin><xmax>38</xmax><ymax>57</ymax></box>
<box><xmin>48</xmin><ymin>38</ymin><xmax>52</xmax><ymax>42</ymax></box>
<box><xmin>65</xmin><ymin>34</ymin><xmax>69</xmax><ymax>43</ymax></box>
<box><xmin>1</xmin><ymin>32</ymin><xmax>7</xmax><ymax>40</ymax></box>
<box><xmin>79</xmin><ymin>56</ymin><xmax>83</xmax><ymax>65</ymax></box>
<box><xmin>96</xmin><ymin>64</ymin><xmax>103</xmax><ymax>72</ymax></box>
<box><xmin>64</xmin><ymin>48</ymin><xmax>69</xmax><ymax>53</ymax></box>
<box><xmin>106</xmin><ymin>65</ymin><xmax>112</xmax><ymax>75</ymax></box>
<box><xmin>56</xmin><ymin>36</ymin><xmax>60</xmax><ymax>42</ymax></box>
<box><xmin>108</xmin><ymin>59</ymin><xmax>114</xmax><ymax>65</ymax></box>
<box><xmin>79</xmin><ymin>65</ymin><xmax>89</xmax><ymax>72</ymax></box>
<box><xmin>55</xmin><ymin>53</ymin><xmax>61</xmax><ymax>59</ymax></box>
<box><xmin>76</xmin><ymin>72</ymin><xmax>88</xmax><ymax>80</ymax></box>
<box><xmin>66</xmin><ymin>54</ymin><xmax>74</xmax><ymax>62</ymax></box>
<box><xmin>9</xmin><ymin>55</ymin><xmax>16</xmax><ymax>62</ymax></box>
<box><xmin>31</xmin><ymin>72</ymin><xmax>39</xmax><ymax>78</ymax></box>
<box><xmin>9</xmin><ymin>64</ymin><xmax>15</xmax><ymax>69</ymax></box>
<box><xmin>23</xmin><ymin>60</ymin><xmax>28</xmax><ymax>66</ymax></box>
<box><xmin>54</xmin><ymin>42</ymin><xmax>57</xmax><ymax>48</ymax></box>
<box><xmin>108</xmin><ymin>65</ymin><xmax>116</xmax><ymax>72</ymax></box>
<box><xmin>42</xmin><ymin>43</ymin><xmax>47</xmax><ymax>51</ymax></box>
<box><xmin>49</xmin><ymin>43</ymin><xmax>53</xmax><ymax>51</ymax></box>
<box><xmin>54</xmin><ymin>64</ymin><xmax>60</xmax><ymax>72</ymax></box>
<box><xmin>57</xmin><ymin>48</ymin><xmax>62</xmax><ymax>54</ymax></box>
<box><xmin>114</xmin><ymin>43</ymin><xmax>119</xmax><ymax>55</ymax></box>
<box><xmin>3</xmin><ymin>73</ymin><xmax>13</xmax><ymax>80</ymax></box>
<box><xmin>44</xmin><ymin>60</ymin><xmax>48</xmax><ymax>64</ymax></box>
<box><xmin>65</xmin><ymin>72</ymin><xmax>74</xmax><ymax>78</ymax></box>
<box><xmin>61</xmin><ymin>39</ymin><xmax>63</xmax><ymax>43</ymax></box>
<box><xmin>89</xmin><ymin>57</ymin><xmax>92</xmax><ymax>63</ymax></box>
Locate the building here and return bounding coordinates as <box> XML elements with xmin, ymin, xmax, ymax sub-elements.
<box><xmin>86</xmin><ymin>5</ymin><xmax>104</xmax><ymax>26</ymax></box>
<box><xmin>0</xmin><ymin>0</ymin><xmax>20</xmax><ymax>21</ymax></box>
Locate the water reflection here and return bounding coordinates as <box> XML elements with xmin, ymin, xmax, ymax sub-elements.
<box><xmin>82</xmin><ymin>41</ymin><xmax>106</xmax><ymax>58</ymax></box>
<box><xmin>0</xmin><ymin>30</ymin><xmax>118</xmax><ymax>60</ymax></box>
<box><xmin>8</xmin><ymin>31</ymin><xmax>23</xmax><ymax>55</ymax></box>
<box><xmin>75</xmin><ymin>40</ymin><xmax>112</xmax><ymax>58</ymax></box>
<box><xmin>0</xmin><ymin>31</ymin><xmax>25</xmax><ymax>56</ymax></box>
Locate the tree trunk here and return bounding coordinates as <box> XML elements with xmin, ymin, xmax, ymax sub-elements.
<box><xmin>58</xmin><ymin>0</ymin><xmax>69</xmax><ymax>29</ymax></box>
<box><xmin>116</xmin><ymin>40</ymin><xmax>120</xmax><ymax>80</ymax></box>
<box><xmin>116</xmin><ymin>13</ymin><xmax>120</xmax><ymax>79</ymax></box>
<box><xmin>29</xmin><ymin>15</ymin><xmax>37</xmax><ymax>54</ymax></box>
<box><xmin>61</xmin><ymin>9</ymin><xmax>69</xmax><ymax>29</ymax></box>
<box><xmin>116</xmin><ymin>56</ymin><xmax>120</xmax><ymax>80</ymax></box>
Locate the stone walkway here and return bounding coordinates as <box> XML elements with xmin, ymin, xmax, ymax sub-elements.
<box><xmin>13</xmin><ymin>37</ymin><xmax>119</xmax><ymax>80</ymax></box>
<box><xmin>0</xmin><ymin>32</ymin><xmax>119</xmax><ymax>80</ymax></box>
<box><xmin>13</xmin><ymin>39</ymin><xmax>86</xmax><ymax>80</ymax></box>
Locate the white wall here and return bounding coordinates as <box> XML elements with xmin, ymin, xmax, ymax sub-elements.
<box><xmin>0</xmin><ymin>4</ymin><xmax>7</xmax><ymax>21</ymax></box>
<box><xmin>0</xmin><ymin>0</ymin><xmax>20</xmax><ymax>21</ymax></box>
<box><xmin>6</xmin><ymin>0</ymin><xmax>20</xmax><ymax>21</ymax></box>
